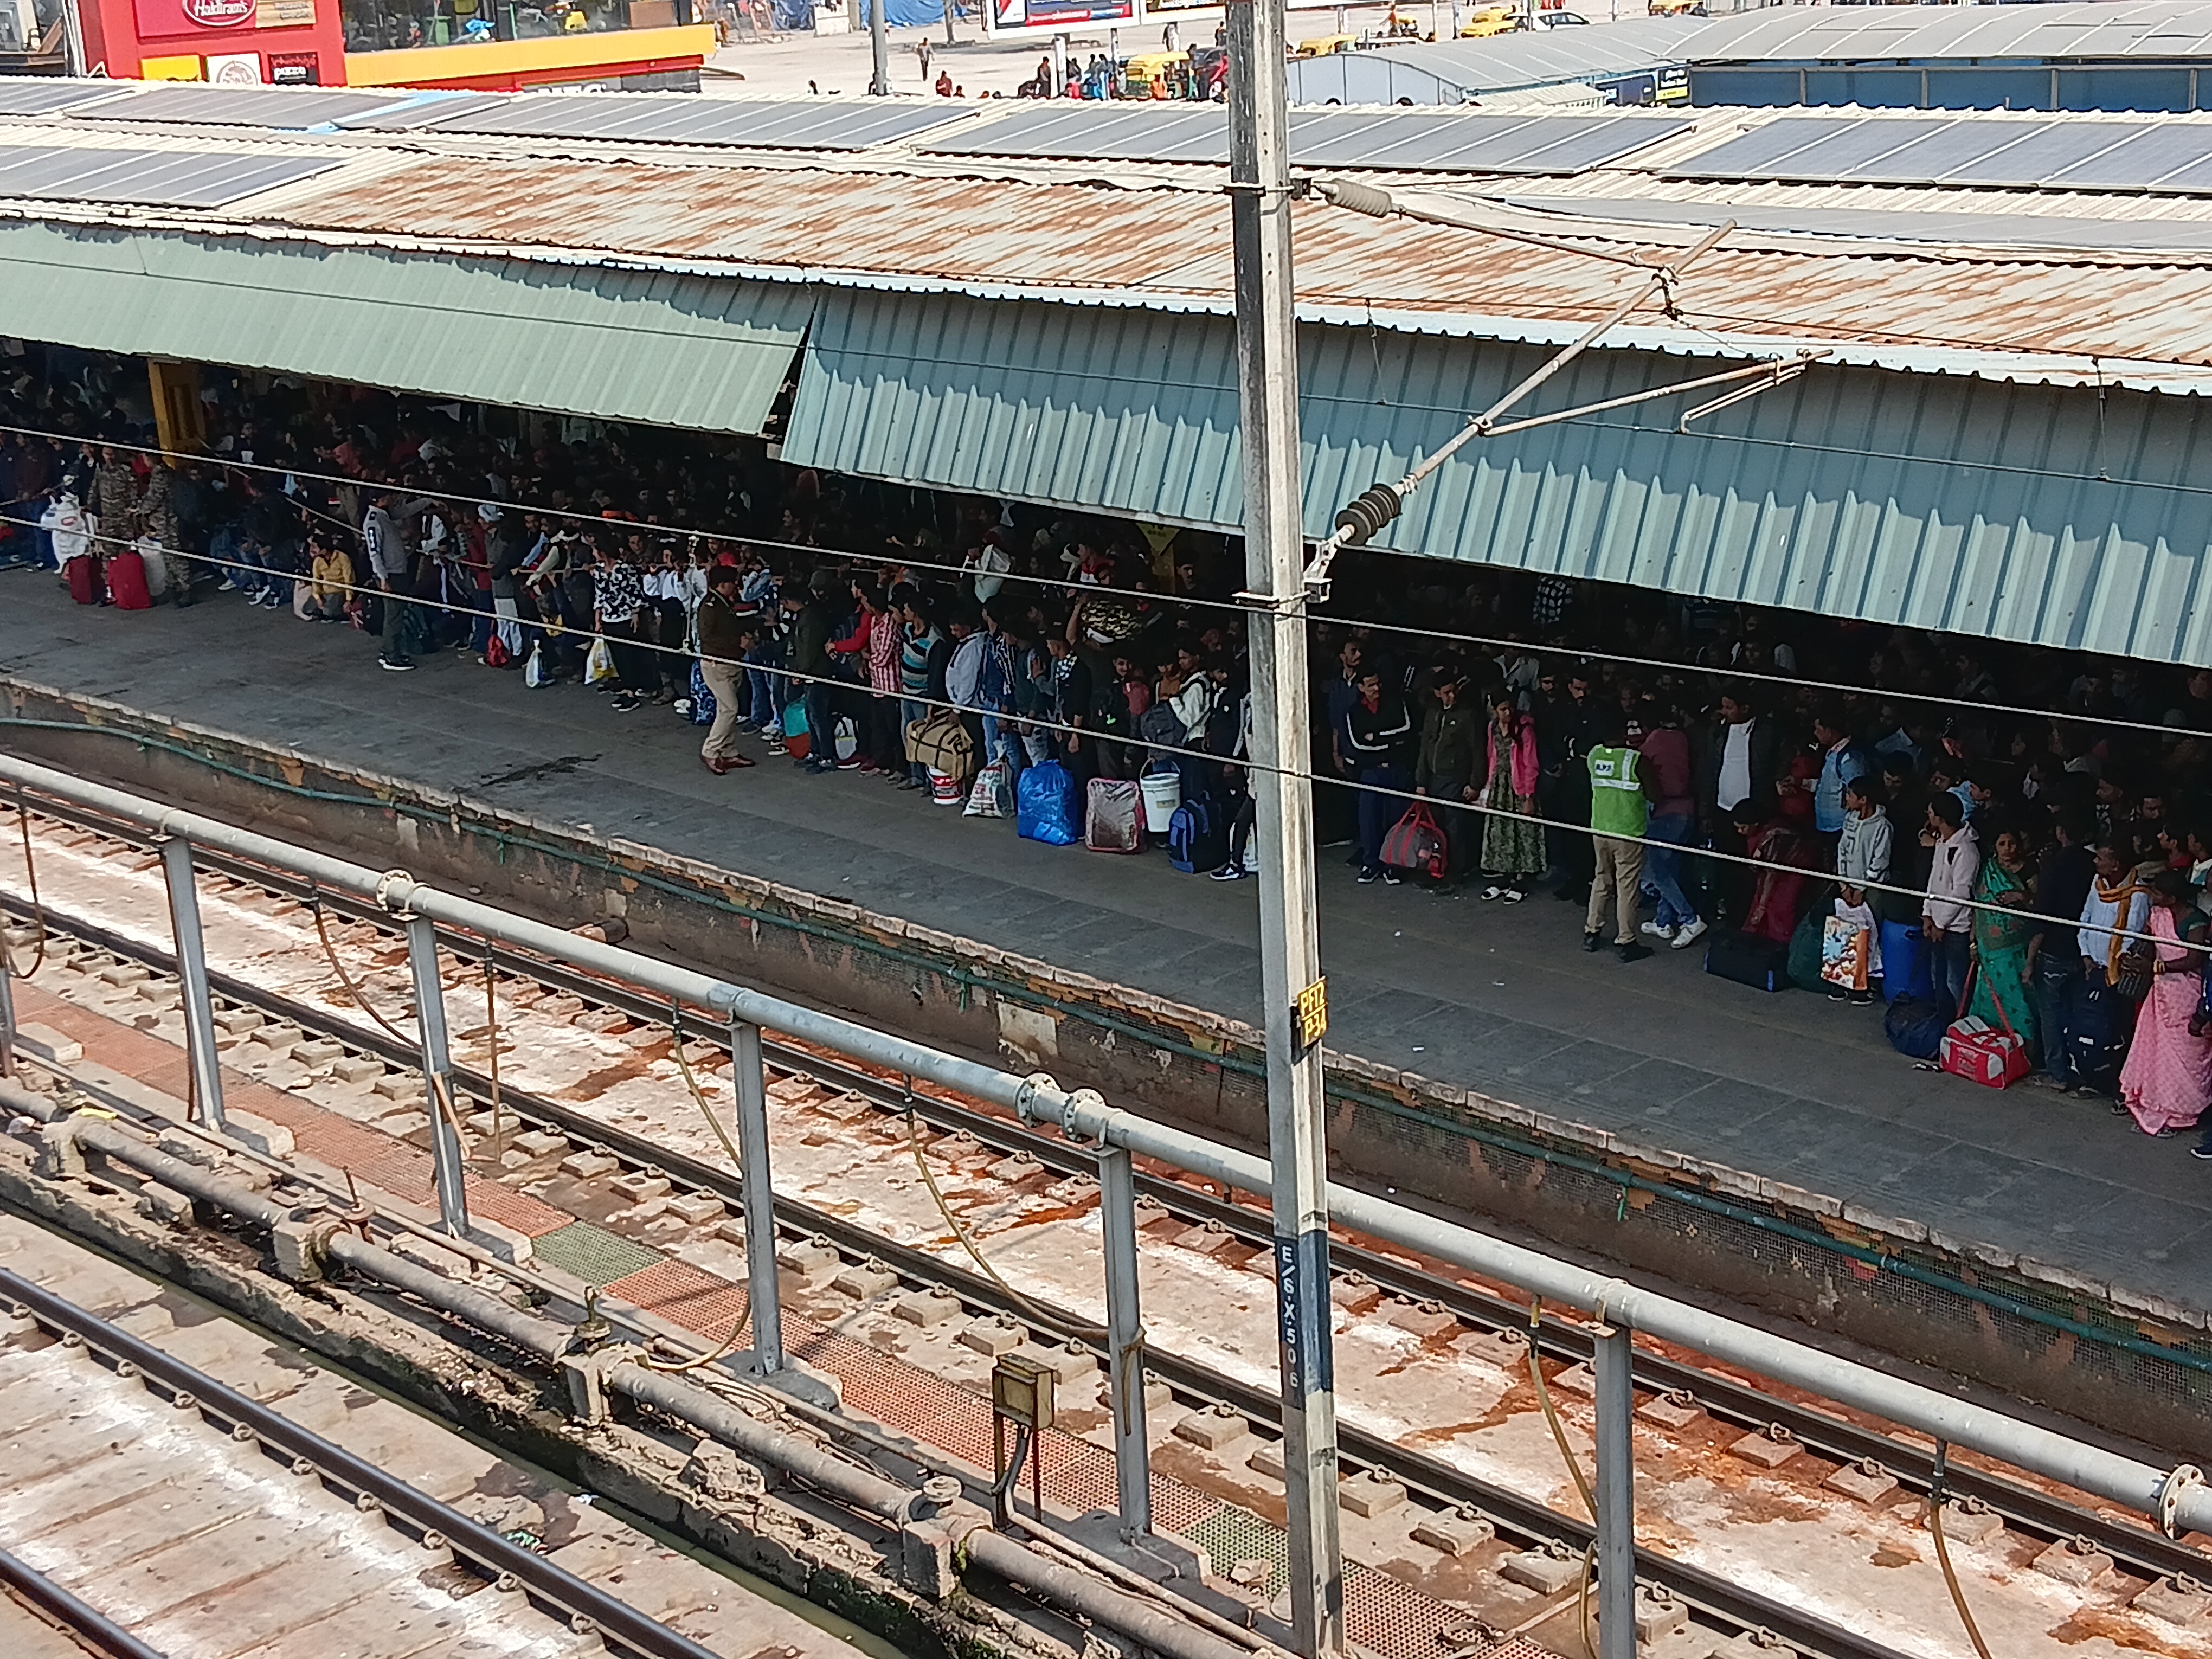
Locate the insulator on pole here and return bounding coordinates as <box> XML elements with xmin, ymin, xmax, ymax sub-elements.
<box><xmin>1332</xmin><ymin>483</ymin><xmax>1402</xmax><ymax>547</ymax></box>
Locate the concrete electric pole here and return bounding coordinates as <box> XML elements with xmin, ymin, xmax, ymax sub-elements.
<box><xmin>870</xmin><ymin>0</ymin><xmax>890</xmax><ymax>93</ymax></box>
<box><xmin>1224</xmin><ymin>2</ymin><xmax>1346</xmax><ymax>1656</ymax></box>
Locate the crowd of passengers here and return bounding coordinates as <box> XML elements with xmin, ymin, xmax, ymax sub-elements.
<box><xmin>9</xmin><ymin>362</ymin><xmax>2212</xmax><ymax>1148</ymax></box>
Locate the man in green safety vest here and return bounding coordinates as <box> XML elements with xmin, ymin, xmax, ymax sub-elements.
<box><xmin>1584</xmin><ymin>712</ymin><xmax>1661</xmax><ymax>962</ymax></box>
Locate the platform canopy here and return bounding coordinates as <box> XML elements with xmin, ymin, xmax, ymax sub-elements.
<box><xmin>783</xmin><ymin>288</ymin><xmax>2212</xmax><ymax>667</ymax></box>
<box><xmin>0</xmin><ymin>220</ymin><xmax>812</xmax><ymax>436</ymax></box>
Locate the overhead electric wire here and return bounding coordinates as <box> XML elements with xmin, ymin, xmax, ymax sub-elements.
<box><xmin>0</xmin><ymin>417</ymin><xmax>1256</xmax><ymax>626</ymax></box>
<box><xmin>2</xmin><ymin>428</ymin><xmax>2203</xmax><ymax>754</ymax></box>
<box><xmin>1325</xmin><ymin>606</ymin><xmax>2212</xmax><ymax>748</ymax></box>
<box><xmin>5</xmin><ymin>416</ymin><xmax>2204</xmax><ymax>752</ymax></box>
<box><xmin>1</xmin><ymin>511</ymin><xmax>2194</xmax><ymax>959</ymax></box>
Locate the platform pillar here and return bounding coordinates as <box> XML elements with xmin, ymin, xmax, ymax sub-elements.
<box><xmin>406</xmin><ymin>916</ymin><xmax>469</xmax><ymax>1238</ymax></box>
<box><xmin>146</xmin><ymin>359</ymin><xmax>203</xmax><ymax>459</ymax></box>
<box><xmin>158</xmin><ymin>837</ymin><xmax>224</xmax><ymax>1135</ymax></box>
<box><xmin>1098</xmin><ymin>1143</ymin><xmax>1151</xmax><ymax>1535</ymax></box>
<box><xmin>1594</xmin><ymin>1321</ymin><xmax>1637</xmax><ymax>1659</ymax></box>
<box><xmin>730</xmin><ymin>1019</ymin><xmax>783</xmax><ymax>1374</ymax></box>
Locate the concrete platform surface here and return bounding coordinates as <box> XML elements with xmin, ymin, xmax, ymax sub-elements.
<box><xmin>4</xmin><ymin>575</ymin><xmax>2210</xmax><ymax>1315</ymax></box>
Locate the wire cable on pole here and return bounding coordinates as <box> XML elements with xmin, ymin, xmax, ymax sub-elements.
<box><xmin>5</xmin><ymin>786</ymin><xmax>48</xmax><ymax>981</ymax></box>
<box><xmin>2</xmin><ymin>450</ymin><xmax>2205</xmax><ymax>749</ymax></box>
<box><xmin>4</xmin><ymin>515</ymin><xmax>2200</xmax><ymax>956</ymax></box>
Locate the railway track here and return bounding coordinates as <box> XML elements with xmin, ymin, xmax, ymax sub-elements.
<box><xmin>5</xmin><ymin>793</ymin><xmax>2209</xmax><ymax>1659</ymax></box>
<box><xmin>0</xmin><ymin>1214</ymin><xmax>844</xmax><ymax>1659</ymax></box>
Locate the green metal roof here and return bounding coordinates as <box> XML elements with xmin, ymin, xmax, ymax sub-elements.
<box><xmin>0</xmin><ymin>221</ymin><xmax>809</xmax><ymax>435</ymax></box>
<box><xmin>784</xmin><ymin>287</ymin><xmax>2212</xmax><ymax>666</ymax></box>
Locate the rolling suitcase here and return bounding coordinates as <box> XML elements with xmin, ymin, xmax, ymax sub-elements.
<box><xmin>106</xmin><ymin>548</ymin><xmax>151</xmax><ymax>610</ymax></box>
<box><xmin>65</xmin><ymin>554</ymin><xmax>99</xmax><ymax>606</ymax></box>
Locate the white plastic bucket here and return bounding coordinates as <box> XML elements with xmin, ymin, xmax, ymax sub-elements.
<box><xmin>1139</xmin><ymin>768</ymin><xmax>1181</xmax><ymax>833</ymax></box>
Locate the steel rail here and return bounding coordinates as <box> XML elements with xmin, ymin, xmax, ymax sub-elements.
<box><xmin>0</xmin><ymin>1266</ymin><xmax>724</xmax><ymax>1659</ymax></box>
<box><xmin>7</xmin><ymin>856</ymin><xmax>2208</xmax><ymax>1591</ymax></box>
<box><xmin>0</xmin><ymin>1544</ymin><xmax>172</xmax><ymax>1659</ymax></box>
<box><xmin>4</xmin><ymin>767</ymin><xmax>2208</xmax><ymax>1543</ymax></box>
<box><xmin>0</xmin><ymin>888</ymin><xmax>1888</xmax><ymax>1658</ymax></box>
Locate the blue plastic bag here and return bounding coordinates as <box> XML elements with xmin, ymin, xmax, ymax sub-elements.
<box><xmin>688</xmin><ymin>661</ymin><xmax>716</xmax><ymax>728</ymax></box>
<box><xmin>1017</xmin><ymin>760</ymin><xmax>1081</xmax><ymax>846</ymax></box>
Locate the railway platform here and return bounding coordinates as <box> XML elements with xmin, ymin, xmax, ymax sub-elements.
<box><xmin>4</xmin><ymin>574</ymin><xmax>2205</xmax><ymax>1328</ymax></box>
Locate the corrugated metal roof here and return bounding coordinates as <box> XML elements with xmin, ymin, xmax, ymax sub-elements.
<box><xmin>1288</xmin><ymin>3</ymin><xmax>2212</xmax><ymax>105</ymax></box>
<box><xmin>0</xmin><ymin>218</ymin><xmax>808</xmax><ymax>433</ymax></box>
<box><xmin>9</xmin><ymin>109</ymin><xmax>2212</xmax><ymax>390</ymax></box>
<box><xmin>786</xmin><ymin>286</ymin><xmax>2212</xmax><ymax>665</ymax></box>
<box><xmin>248</xmin><ymin>152</ymin><xmax>2212</xmax><ymax>380</ymax></box>
<box><xmin>1673</xmin><ymin>0</ymin><xmax>2212</xmax><ymax>66</ymax></box>
<box><xmin>1287</xmin><ymin>18</ymin><xmax>1701</xmax><ymax>103</ymax></box>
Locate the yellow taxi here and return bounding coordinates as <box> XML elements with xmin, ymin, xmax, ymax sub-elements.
<box><xmin>1457</xmin><ymin>5</ymin><xmax>1520</xmax><ymax>38</ymax></box>
<box><xmin>1294</xmin><ymin>31</ymin><xmax>1358</xmax><ymax>56</ymax></box>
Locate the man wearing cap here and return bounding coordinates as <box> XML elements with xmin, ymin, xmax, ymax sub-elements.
<box><xmin>696</xmin><ymin>564</ymin><xmax>760</xmax><ymax>775</ymax></box>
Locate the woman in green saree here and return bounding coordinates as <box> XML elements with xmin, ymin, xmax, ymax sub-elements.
<box><xmin>1968</xmin><ymin>824</ymin><xmax>2040</xmax><ymax>1059</ymax></box>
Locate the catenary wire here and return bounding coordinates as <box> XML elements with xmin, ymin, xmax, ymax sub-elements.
<box><xmin>2</xmin><ymin>513</ymin><xmax>2194</xmax><ymax>961</ymax></box>
<box><xmin>1321</xmin><ymin>607</ymin><xmax>2212</xmax><ymax>749</ymax></box>
<box><xmin>0</xmin><ymin>418</ymin><xmax>1258</xmax><ymax>625</ymax></box>
<box><xmin>5</xmin><ymin>418</ymin><xmax>2206</xmax><ymax>749</ymax></box>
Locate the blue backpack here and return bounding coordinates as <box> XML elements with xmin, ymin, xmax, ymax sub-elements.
<box><xmin>1017</xmin><ymin>760</ymin><xmax>1081</xmax><ymax>846</ymax></box>
<box><xmin>1884</xmin><ymin>995</ymin><xmax>1949</xmax><ymax>1062</ymax></box>
<box><xmin>1167</xmin><ymin>794</ymin><xmax>1227</xmax><ymax>874</ymax></box>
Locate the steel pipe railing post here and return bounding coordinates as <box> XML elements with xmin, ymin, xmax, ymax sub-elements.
<box><xmin>158</xmin><ymin>835</ymin><xmax>224</xmax><ymax>1134</ymax></box>
<box><xmin>406</xmin><ymin>914</ymin><xmax>470</xmax><ymax>1238</ymax></box>
<box><xmin>16</xmin><ymin>756</ymin><xmax>2212</xmax><ymax>1542</ymax></box>
<box><xmin>1098</xmin><ymin>1142</ymin><xmax>1152</xmax><ymax>1535</ymax></box>
<box><xmin>1594</xmin><ymin>1322</ymin><xmax>1636</xmax><ymax>1659</ymax></box>
<box><xmin>731</xmin><ymin>1019</ymin><xmax>783</xmax><ymax>1374</ymax></box>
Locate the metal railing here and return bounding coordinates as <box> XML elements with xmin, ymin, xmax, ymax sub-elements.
<box><xmin>4</xmin><ymin>748</ymin><xmax>2209</xmax><ymax>1643</ymax></box>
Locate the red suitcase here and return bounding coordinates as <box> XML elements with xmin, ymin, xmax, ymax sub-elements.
<box><xmin>64</xmin><ymin>554</ymin><xmax>100</xmax><ymax>605</ymax></box>
<box><xmin>106</xmin><ymin>548</ymin><xmax>151</xmax><ymax>610</ymax></box>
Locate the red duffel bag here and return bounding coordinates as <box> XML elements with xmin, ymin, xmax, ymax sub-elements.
<box><xmin>1939</xmin><ymin>968</ymin><xmax>2029</xmax><ymax>1089</ymax></box>
<box><xmin>1380</xmin><ymin>802</ymin><xmax>1448</xmax><ymax>880</ymax></box>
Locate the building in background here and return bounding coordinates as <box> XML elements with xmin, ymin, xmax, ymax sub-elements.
<box><xmin>60</xmin><ymin>0</ymin><xmax>713</xmax><ymax>88</ymax></box>
<box><xmin>1290</xmin><ymin>1</ymin><xmax>2212</xmax><ymax>114</ymax></box>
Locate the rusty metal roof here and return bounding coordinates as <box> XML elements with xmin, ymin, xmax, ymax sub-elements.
<box><xmin>0</xmin><ymin>101</ymin><xmax>2210</xmax><ymax>390</ymax></box>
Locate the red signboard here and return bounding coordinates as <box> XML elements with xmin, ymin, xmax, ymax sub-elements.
<box><xmin>134</xmin><ymin>0</ymin><xmax>254</xmax><ymax>34</ymax></box>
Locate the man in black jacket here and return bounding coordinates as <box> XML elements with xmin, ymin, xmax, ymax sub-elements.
<box><xmin>696</xmin><ymin>565</ymin><xmax>759</xmax><ymax>776</ymax></box>
<box><xmin>1343</xmin><ymin>668</ymin><xmax>1415</xmax><ymax>885</ymax></box>
<box><xmin>789</xmin><ymin>570</ymin><xmax>839</xmax><ymax>775</ymax></box>
<box><xmin>1539</xmin><ymin>665</ymin><xmax>1600</xmax><ymax>902</ymax></box>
